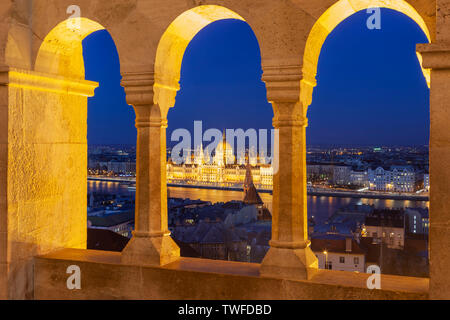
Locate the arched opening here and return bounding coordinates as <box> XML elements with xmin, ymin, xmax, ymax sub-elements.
<box><xmin>35</xmin><ymin>18</ymin><xmax>105</xmax><ymax>77</ymax></box>
<box><xmin>83</xmin><ymin>30</ymin><xmax>137</xmax><ymax>247</ymax></box>
<box><xmin>34</xmin><ymin>19</ymin><xmax>137</xmax><ymax>251</ymax></box>
<box><xmin>34</xmin><ymin>17</ymin><xmax>132</xmax><ymax>249</ymax></box>
<box><xmin>304</xmin><ymin>3</ymin><xmax>431</xmax><ymax>277</ymax></box>
<box><xmin>154</xmin><ymin>5</ymin><xmax>247</xmax><ymax>116</ymax></box>
<box><xmin>301</xmin><ymin>0</ymin><xmax>431</xmax><ymax>109</ymax></box>
<box><xmin>3</xmin><ymin>16</ymin><xmax>127</xmax><ymax>299</ymax></box>
<box><xmin>153</xmin><ymin>6</ymin><xmax>273</xmax><ymax>263</ymax></box>
<box><xmin>9</xmin><ymin>17</ymin><xmax>125</xmax><ymax>257</ymax></box>
<box><xmin>166</xmin><ymin>19</ymin><xmax>272</xmax><ymax>262</ymax></box>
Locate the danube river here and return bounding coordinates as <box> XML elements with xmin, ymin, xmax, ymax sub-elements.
<box><xmin>88</xmin><ymin>181</ymin><xmax>429</xmax><ymax>224</ymax></box>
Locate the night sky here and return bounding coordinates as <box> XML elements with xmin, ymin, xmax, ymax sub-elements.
<box><xmin>83</xmin><ymin>8</ymin><xmax>430</xmax><ymax>147</ymax></box>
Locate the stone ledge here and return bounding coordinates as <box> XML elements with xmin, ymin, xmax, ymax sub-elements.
<box><xmin>33</xmin><ymin>249</ymin><xmax>429</xmax><ymax>300</ymax></box>
<box><xmin>417</xmin><ymin>42</ymin><xmax>450</xmax><ymax>70</ymax></box>
<box><xmin>0</xmin><ymin>67</ymin><xmax>98</xmax><ymax>97</ymax></box>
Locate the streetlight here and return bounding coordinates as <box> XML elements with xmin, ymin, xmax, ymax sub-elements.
<box><xmin>323</xmin><ymin>250</ymin><xmax>328</xmax><ymax>269</ymax></box>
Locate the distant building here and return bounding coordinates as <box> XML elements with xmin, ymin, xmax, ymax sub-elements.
<box><xmin>224</xmin><ymin>205</ymin><xmax>258</xmax><ymax>227</ymax></box>
<box><xmin>87</xmin><ymin>210</ymin><xmax>134</xmax><ymax>238</ymax></box>
<box><xmin>361</xmin><ymin>209</ymin><xmax>405</xmax><ymax>249</ymax></box>
<box><xmin>311</xmin><ymin>235</ymin><xmax>366</xmax><ymax>272</ymax></box>
<box><xmin>349</xmin><ymin>169</ymin><xmax>369</xmax><ymax>187</ymax></box>
<box><xmin>307</xmin><ymin>162</ymin><xmax>334</xmax><ymax>182</ymax></box>
<box><xmin>333</xmin><ymin>165</ymin><xmax>351</xmax><ymax>185</ymax></box>
<box><xmin>424</xmin><ymin>173</ymin><xmax>430</xmax><ymax>191</ymax></box>
<box><xmin>312</xmin><ymin>204</ymin><xmax>374</xmax><ymax>239</ymax></box>
<box><xmin>243</xmin><ymin>163</ymin><xmax>271</xmax><ymax>221</ymax></box>
<box><xmin>89</xmin><ymin>160</ymin><xmax>136</xmax><ymax>174</ymax></box>
<box><xmin>171</xmin><ymin>220</ymin><xmax>248</xmax><ymax>261</ymax></box>
<box><xmin>166</xmin><ymin>136</ymin><xmax>273</xmax><ymax>189</ymax></box>
<box><xmin>405</xmin><ymin>208</ymin><xmax>429</xmax><ymax>235</ymax></box>
<box><xmin>368</xmin><ymin>166</ymin><xmax>418</xmax><ymax>192</ymax></box>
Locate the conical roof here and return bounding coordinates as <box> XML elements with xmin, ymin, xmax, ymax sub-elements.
<box><xmin>243</xmin><ymin>162</ymin><xmax>253</xmax><ymax>192</ymax></box>
<box><xmin>243</xmin><ymin>162</ymin><xmax>263</xmax><ymax>205</ymax></box>
<box><xmin>243</xmin><ymin>183</ymin><xmax>263</xmax><ymax>205</ymax></box>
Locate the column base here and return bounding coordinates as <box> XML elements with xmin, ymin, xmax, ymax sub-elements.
<box><xmin>260</xmin><ymin>242</ymin><xmax>318</xmax><ymax>281</ymax></box>
<box><xmin>121</xmin><ymin>232</ymin><xmax>180</xmax><ymax>266</ymax></box>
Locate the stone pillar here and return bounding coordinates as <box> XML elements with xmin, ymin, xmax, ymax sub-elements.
<box><xmin>0</xmin><ymin>66</ymin><xmax>98</xmax><ymax>299</ymax></box>
<box><xmin>121</xmin><ymin>71</ymin><xmax>179</xmax><ymax>266</ymax></box>
<box><xmin>418</xmin><ymin>42</ymin><xmax>450</xmax><ymax>299</ymax></box>
<box><xmin>260</xmin><ymin>64</ymin><xmax>318</xmax><ymax>280</ymax></box>
<box><xmin>0</xmin><ymin>66</ymin><xmax>8</xmax><ymax>299</ymax></box>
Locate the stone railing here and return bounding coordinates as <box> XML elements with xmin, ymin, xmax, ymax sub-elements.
<box><xmin>34</xmin><ymin>248</ymin><xmax>429</xmax><ymax>300</ymax></box>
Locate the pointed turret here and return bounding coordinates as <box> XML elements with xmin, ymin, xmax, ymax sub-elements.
<box><xmin>243</xmin><ymin>162</ymin><xmax>253</xmax><ymax>194</ymax></box>
<box><xmin>222</xmin><ymin>128</ymin><xmax>226</xmax><ymax>166</ymax></box>
<box><xmin>243</xmin><ymin>161</ymin><xmax>263</xmax><ymax>206</ymax></box>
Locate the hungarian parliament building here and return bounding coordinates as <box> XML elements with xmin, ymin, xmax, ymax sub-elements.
<box><xmin>166</xmin><ymin>140</ymin><xmax>273</xmax><ymax>190</ymax></box>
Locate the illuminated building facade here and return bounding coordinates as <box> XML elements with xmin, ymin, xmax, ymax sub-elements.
<box><xmin>311</xmin><ymin>237</ymin><xmax>366</xmax><ymax>272</ymax></box>
<box><xmin>423</xmin><ymin>173</ymin><xmax>430</xmax><ymax>191</ymax></box>
<box><xmin>167</xmin><ymin>138</ymin><xmax>273</xmax><ymax>189</ymax></box>
<box><xmin>349</xmin><ymin>169</ymin><xmax>369</xmax><ymax>187</ymax></box>
<box><xmin>361</xmin><ymin>209</ymin><xmax>405</xmax><ymax>249</ymax></box>
<box><xmin>368</xmin><ymin>166</ymin><xmax>418</xmax><ymax>193</ymax></box>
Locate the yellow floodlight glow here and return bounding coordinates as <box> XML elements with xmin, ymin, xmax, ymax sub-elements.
<box><xmin>154</xmin><ymin>5</ymin><xmax>246</xmax><ymax>113</ymax></box>
<box><xmin>7</xmin><ymin>68</ymin><xmax>98</xmax><ymax>96</ymax></box>
<box><xmin>302</xmin><ymin>0</ymin><xmax>432</xmax><ymax>109</ymax></box>
<box><xmin>35</xmin><ymin>18</ymin><xmax>105</xmax><ymax>78</ymax></box>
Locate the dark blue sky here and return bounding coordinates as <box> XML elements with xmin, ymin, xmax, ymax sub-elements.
<box><xmin>83</xmin><ymin>8</ymin><xmax>429</xmax><ymax>147</ymax></box>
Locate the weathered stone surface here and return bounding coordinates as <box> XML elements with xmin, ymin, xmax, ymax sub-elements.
<box><xmin>2</xmin><ymin>70</ymin><xmax>97</xmax><ymax>298</ymax></box>
<box><xmin>419</xmin><ymin>39</ymin><xmax>450</xmax><ymax>299</ymax></box>
<box><xmin>34</xmin><ymin>249</ymin><xmax>429</xmax><ymax>300</ymax></box>
<box><xmin>121</xmin><ymin>233</ymin><xmax>180</xmax><ymax>266</ymax></box>
<box><xmin>260</xmin><ymin>246</ymin><xmax>318</xmax><ymax>281</ymax></box>
<box><xmin>0</xmin><ymin>0</ymin><xmax>448</xmax><ymax>300</ymax></box>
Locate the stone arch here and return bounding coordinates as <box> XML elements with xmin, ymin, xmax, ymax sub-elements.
<box><xmin>2</xmin><ymin>16</ymin><xmax>128</xmax><ymax>299</ymax></box>
<box><xmin>5</xmin><ymin>29</ymin><xmax>32</xmax><ymax>70</ymax></box>
<box><xmin>34</xmin><ymin>17</ymin><xmax>106</xmax><ymax>78</ymax></box>
<box><xmin>301</xmin><ymin>0</ymin><xmax>432</xmax><ymax>110</ymax></box>
<box><xmin>154</xmin><ymin>5</ymin><xmax>254</xmax><ymax>117</ymax></box>
<box><xmin>120</xmin><ymin>5</ymin><xmax>267</xmax><ymax>267</ymax></box>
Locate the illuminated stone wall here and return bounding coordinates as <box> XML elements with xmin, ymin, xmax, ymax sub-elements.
<box><xmin>1</xmin><ymin>69</ymin><xmax>97</xmax><ymax>299</ymax></box>
<box><xmin>0</xmin><ymin>0</ymin><xmax>447</xmax><ymax>299</ymax></box>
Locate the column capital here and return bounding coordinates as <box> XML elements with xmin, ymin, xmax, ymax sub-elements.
<box><xmin>262</xmin><ymin>64</ymin><xmax>302</xmax><ymax>103</ymax></box>
<box><xmin>121</xmin><ymin>71</ymin><xmax>155</xmax><ymax>107</ymax></box>
<box><xmin>121</xmin><ymin>68</ymin><xmax>179</xmax><ymax>265</ymax></box>
<box><xmin>271</xmin><ymin>100</ymin><xmax>308</xmax><ymax>128</ymax></box>
<box><xmin>417</xmin><ymin>42</ymin><xmax>450</xmax><ymax>70</ymax></box>
<box><xmin>135</xmin><ymin>117</ymin><xmax>168</xmax><ymax>129</ymax></box>
<box><xmin>122</xmin><ymin>71</ymin><xmax>168</xmax><ymax>128</ymax></box>
<box><xmin>272</xmin><ymin>115</ymin><xmax>308</xmax><ymax>128</ymax></box>
<box><xmin>269</xmin><ymin>239</ymin><xmax>311</xmax><ymax>249</ymax></box>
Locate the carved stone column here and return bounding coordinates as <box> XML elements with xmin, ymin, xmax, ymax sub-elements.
<box><xmin>418</xmin><ymin>42</ymin><xmax>450</xmax><ymax>299</ymax></box>
<box><xmin>121</xmin><ymin>71</ymin><xmax>179</xmax><ymax>266</ymax></box>
<box><xmin>260</xmin><ymin>64</ymin><xmax>318</xmax><ymax>280</ymax></box>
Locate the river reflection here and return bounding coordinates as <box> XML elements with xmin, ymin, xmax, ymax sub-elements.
<box><xmin>88</xmin><ymin>181</ymin><xmax>429</xmax><ymax>224</ymax></box>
